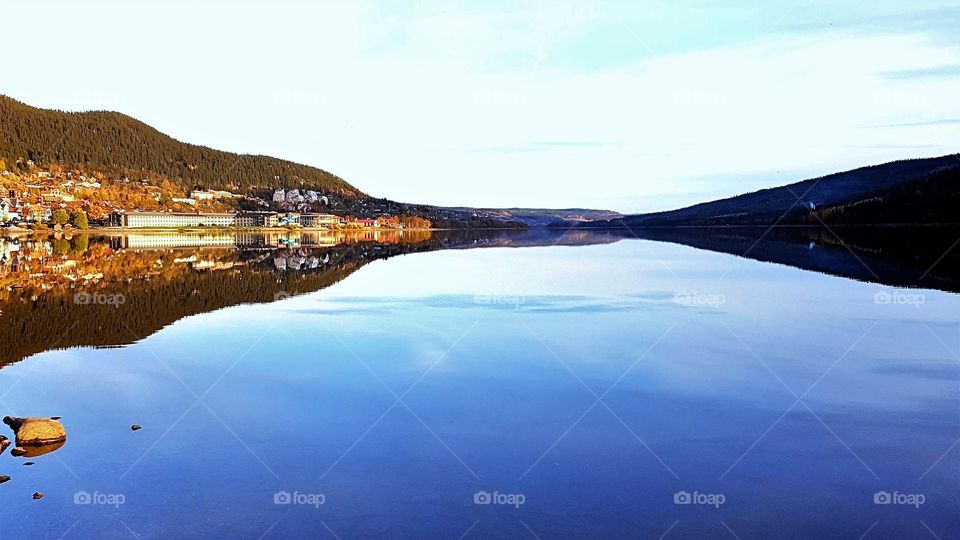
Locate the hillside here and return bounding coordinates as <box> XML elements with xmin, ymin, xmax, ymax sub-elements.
<box><xmin>803</xmin><ymin>164</ymin><xmax>960</xmax><ymax>225</ymax></box>
<box><xmin>0</xmin><ymin>95</ymin><xmax>627</xmax><ymax>228</ymax></box>
<box><xmin>0</xmin><ymin>95</ymin><xmax>361</xmax><ymax>197</ymax></box>
<box><xmin>583</xmin><ymin>155</ymin><xmax>960</xmax><ymax>228</ymax></box>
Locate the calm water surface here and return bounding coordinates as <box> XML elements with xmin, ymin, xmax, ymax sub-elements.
<box><xmin>1</xmin><ymin>235</ymin><xmax>958</xmax><ymax>539</ymax></box>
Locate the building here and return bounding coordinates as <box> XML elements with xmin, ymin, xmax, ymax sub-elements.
<box><xmin>110</xmin><ymin>212</ymin><xmax>235</xmax><ymax>228</ymax></box>
<box><xmin>189</xmin><ymin>190</ymin><xmax>236</xmax><ymax>200</ymax></box>
<box><xmin>299</xmin><ymin>213</ymin><xmax>340</xmax><ymax>228</ymax></box>
<box><xmin>236</xmin><ymin>211</ymin><xmax>279</xmax><ymax>227</ymax></box>
<box><xmin>21</xmin><ymin>205</ymin><xmax>50</xmax><ymax>222</ymax></box>
<box><xmin>0</xmin><ymin>201</ymin><xmax>19</xmax><ymax>222</ymax></box>
<box><xmin>41</xmin><ymin>189</ymin><xmax>75</xmax><ymax>203</ymax></box>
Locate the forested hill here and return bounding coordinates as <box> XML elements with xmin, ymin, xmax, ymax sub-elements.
<box><xmin>580</xmin><ymin>154</ymin><xmax>960</xmax><ymax>228</ymax></box>
<box><xmin>0</xmin><ymin>95</ymin><xmax>362</xmax><ymax>197</ymax></box>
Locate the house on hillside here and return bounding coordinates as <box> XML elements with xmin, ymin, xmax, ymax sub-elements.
<box><xmin>0</xmin><ymin>200</ymin><xmax>19</xmax><ymax>222</ymax></box>
<box><xmin>21</xmin><ymin>205</ymin><xmax>50</xmax><ymax>222</ymax></box>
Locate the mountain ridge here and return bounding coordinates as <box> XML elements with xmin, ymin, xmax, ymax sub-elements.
<box><xmin>579</xmin><ymin>154</ymin><xmax>960</xmax><ymax>228</ymax></box>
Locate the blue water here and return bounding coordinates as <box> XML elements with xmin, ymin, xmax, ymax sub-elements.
<box><xmin>1</xmin><ymin>239</ymin><xmax>958</xmax><ymax>538</ymax></box>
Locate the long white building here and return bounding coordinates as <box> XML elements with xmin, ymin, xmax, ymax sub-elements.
<box><xmin>110</xmin><ymin>212</ymin><xmax>235</xmax><ymax>228</ymax></box>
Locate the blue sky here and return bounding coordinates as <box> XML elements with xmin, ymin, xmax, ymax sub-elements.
<box><xmin>1</xmin><ymin>0</ymin><xmax>958</xmax><ymax>212</ymax></box>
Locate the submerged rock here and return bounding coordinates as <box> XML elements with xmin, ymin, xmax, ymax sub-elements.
<box><xmin>3</xmin><ymin>417</ymin><xmax>67</xmax><ymax>446</ymax></box>
<box><xmin>23</xmin><ymin>462</ymin><xmax>34</xmax><ymax>466</ymax></box>
<box><xmin>32</xmin><ymin>491</ymin><xmax>43</xmax><ymax>500</ymax></box>
<box><xmin>131</xmin><ymin>425</ymin><xmax>142</xmax><ymax>431</ymax></box>
<box><xmin>0</xmin><ymin>475</ymin><xmax>10</xmax><ymax>483</ymax></box>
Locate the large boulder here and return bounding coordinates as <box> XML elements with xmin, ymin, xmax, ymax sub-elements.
<box><xmin>3</xmin><ymin>417</ymin><xmax>67</xmax><ymax>446</ymax></box>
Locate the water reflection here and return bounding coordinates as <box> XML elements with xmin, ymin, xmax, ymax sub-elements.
<box><xmin>0</xmin><ymin>229</ymin><xmax>622</xmax><ymax>366</ymax></box>
<box><xmin>1</xmin><ymin>226</ymin><xmax>958</xmax><ymax>367</ymax></box>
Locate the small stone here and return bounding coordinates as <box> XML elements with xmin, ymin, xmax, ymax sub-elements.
<box><xmin>131</xmin><ymin>425</ymin><xmax>142</xmax><ymax>431</ymax></box>
<box><xmin>10</xmin><ymin>447</ymin><xmax>27</xmax><ymax>457</ymax></box>
<box><xmin>50</xmin><ymin>416</ymin><xmax>62</xmax><ymax>420</ymax></box>
<box><xmin>23</xmin><ymin>462</ymin><xmax>34</xmax><ymax>466</ymax></box>
<box><xmin>0</xmin><ymin>475</ymin><xmax>10</xmax><ymax>483</ymax></box>
<box><xmin>33</xmin><ymin>491</ymin><xmax>43</xmax><ymax>500</ymax></box>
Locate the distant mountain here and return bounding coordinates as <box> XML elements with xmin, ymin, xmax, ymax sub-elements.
<box><xmin>0</xmin><ymin>95</ymin><xmax>362</xmax><ymax>197</ymax></box>
<box><xmin>582</xmin><ymin>155</ymin><xmax>960</xmax><ymax>228</ymax></box>
<box><xmin>434</xmin><ymin>207</ymin><xmax>622</xmax><ymax>227</ymax></box>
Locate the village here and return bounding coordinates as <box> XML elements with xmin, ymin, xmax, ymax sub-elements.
<box><xmin>0</xmin><ymin>162</ymin><xmax>432</xmax><ymax>231</ymax></box>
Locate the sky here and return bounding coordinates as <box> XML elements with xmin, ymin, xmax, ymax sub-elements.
<box><xmin>1</xmin><ymin>0</ymin><xmax>958</xmax><ymax>213</ymax></box>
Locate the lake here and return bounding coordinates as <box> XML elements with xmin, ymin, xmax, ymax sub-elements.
<box><xmin>0</xmin><ymin>229</ymin><xmax>958</xmax><ymax>539</ymax></box>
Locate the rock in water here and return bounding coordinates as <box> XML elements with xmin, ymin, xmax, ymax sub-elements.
<box><xmin>32</xmin><ymin>492</ymin><xmax>43</xmax><ymax>500</ymax></box>
<box><xmin>10</xmin><ymin>447</ymin><xmax>27</xmax><ymax>457</ymax></box>
<box><xmin>0</xmin><ymin>436</ymin><xmax>9</xmax><ymax>454</ymax></box>
<box><xmin>3</xmin><ymin>417</ymin><xmax>67</xmax><ymax>446</ymax></box>
<box><xmin>131</xmin><ymin>425</ymin><xmax>142</xmax><ymax>431</ymax></box>
<box><xmin>0</xmin><ymin>475</ymin><xmax>10</xmax><ymax>483</ymax></box>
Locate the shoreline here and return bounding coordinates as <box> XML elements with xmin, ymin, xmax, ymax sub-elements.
<box><xmin>0</xmin><ymin>226</ymin><xmax>532</xmax><ymax>239</ymax></box>
<box><xmin>0</xmin><ymin>225</ymin><xmax>437</xmax><ymax>236</ymax></box>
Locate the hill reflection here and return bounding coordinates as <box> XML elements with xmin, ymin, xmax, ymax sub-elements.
<box><xmin>0</xmin><ymin>229</ymin><xmax>623</xmax><ymax>367</ymax></box>
<box><xmin>2</xmin><ymin>225</ymin><xmax>957</xmax><ymax>367</ymax></box>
